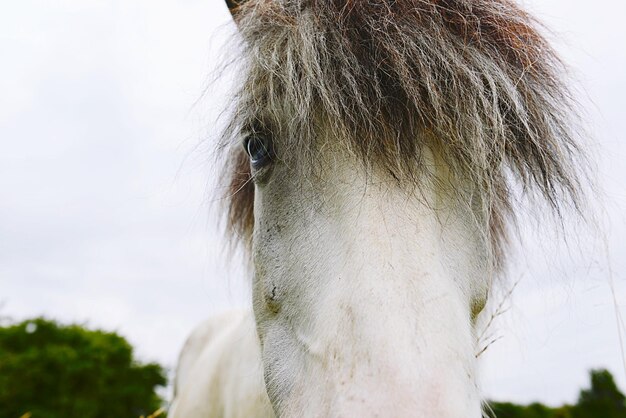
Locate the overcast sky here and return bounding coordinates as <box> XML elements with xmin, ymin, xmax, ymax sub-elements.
<box><xmin>1</xmin><ymin>0</ymin><xmax>625</xmax><ymax>407</ymax></box>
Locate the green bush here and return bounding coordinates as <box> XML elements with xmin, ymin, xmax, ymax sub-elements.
<box><xmin>489</xmin><ymin>369</ymin><xmax>626</xmax><ymax>418</ymax></box>
<box><xmin>0</xmin><ymin>318</ymin><xmax>166</xmax><ymax>418</ymax></box>
<box><xmin>572</xmin><ymin>369</ymin><xmax>626</xmax><ymax>418</ymax></box>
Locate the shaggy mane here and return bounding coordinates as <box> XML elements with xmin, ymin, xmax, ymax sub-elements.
<box><xmin>222</xmin><ymin>0</ymin><xmax>585</xmax><ymax>271</ymax></box>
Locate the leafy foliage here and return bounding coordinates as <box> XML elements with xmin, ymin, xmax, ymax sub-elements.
<box><xmin>573</xmin><ymin>369</ymin><xmax>626</xmax><ymax>418</ymax></box>
<box><xmin>0</xmin><ymin>318</ymin><xmax>166</xmax><ymax>418</ymax></box>
<box><xmin>489</xmin><ymin>369</ymin><xmax>626</xmax><ymax>418</ymax></box>
<box><xmin>489</xmin><ymin>402</ymin><xmax>557</xmax><ymax>418</ymax></box>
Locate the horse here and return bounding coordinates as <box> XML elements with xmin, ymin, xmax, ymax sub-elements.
<box><xmin>171</xmin><ymin>0</ymin><xmax>586</xmax><ymax>416</ymax></box>
<box><xmin>168</xmin><ymin>310</ymin><xmax>273</xmax><ymax>417</ymax></box>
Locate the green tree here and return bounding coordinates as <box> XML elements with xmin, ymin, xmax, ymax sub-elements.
<box><xmin>489</xmin><ymin>401</ymin><xmax>527</xmax><ymax>418</ymax></box>
<box><xmin>489</xmin><ymin>369</ymin><xmax>625</xmax><ymax>418</ymax></box>
<box><xmin>571</xmin><ymin>369</ymin><xmax>626</xmax><ymax>418</ymax></box>
<box><xmin>489</xmin><ymin>401</ymin><xmax>558</xmax><ymax>418</ymax></box>
<box><xmin>0</xmin><ymin>317</ymin><xmax>166</xmax><ymax>418</ymax></box>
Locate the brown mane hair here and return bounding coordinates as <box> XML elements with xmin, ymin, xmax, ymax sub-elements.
<box><xmin>221</xmin><ymin>0</ymin><xmax>586</xmax><ymax>271</ymax></box>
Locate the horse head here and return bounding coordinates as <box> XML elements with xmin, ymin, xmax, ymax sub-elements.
<box><xmin>221</xmin><ymin>1</ymin><xmax>584</xmax><ymax>416</ymax></box>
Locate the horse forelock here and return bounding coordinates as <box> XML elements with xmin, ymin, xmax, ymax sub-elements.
<box><xmin>221</xmin><ymin>0</ymin><xmax>587</xmax><ymax>271</ymax></box>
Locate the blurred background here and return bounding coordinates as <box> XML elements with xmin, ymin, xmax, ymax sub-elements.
<box><xmin>1</xmin><ymin>0</ymin><xmax>625</xmax><ymax>414</ymax></box>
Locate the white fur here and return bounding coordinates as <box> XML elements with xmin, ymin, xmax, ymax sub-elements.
<box><xmin>169</xmin><ymin>310</ymin><xmax>274</xmax><ymax>418</ymax></box>
<box><xmin>249</xmin><ymin>146</ymin><xmax>487</xmax><ymax>417</ymax></box>
<box><xmin>172</xmin><ymin>147</ymin><xmax>489</xmax><ymax>417</ymax></box>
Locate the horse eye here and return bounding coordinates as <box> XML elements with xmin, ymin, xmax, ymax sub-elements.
<box><xmin>243</xmin><ymin>135</ymin><xmax>273</xmax><ymax>169</ymax></box>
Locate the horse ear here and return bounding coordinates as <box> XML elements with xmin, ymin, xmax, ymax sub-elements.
<box><xmin>225</xmin><ymin>0</ymin><xmax>246</xmax><ymax>17</ymax></box>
